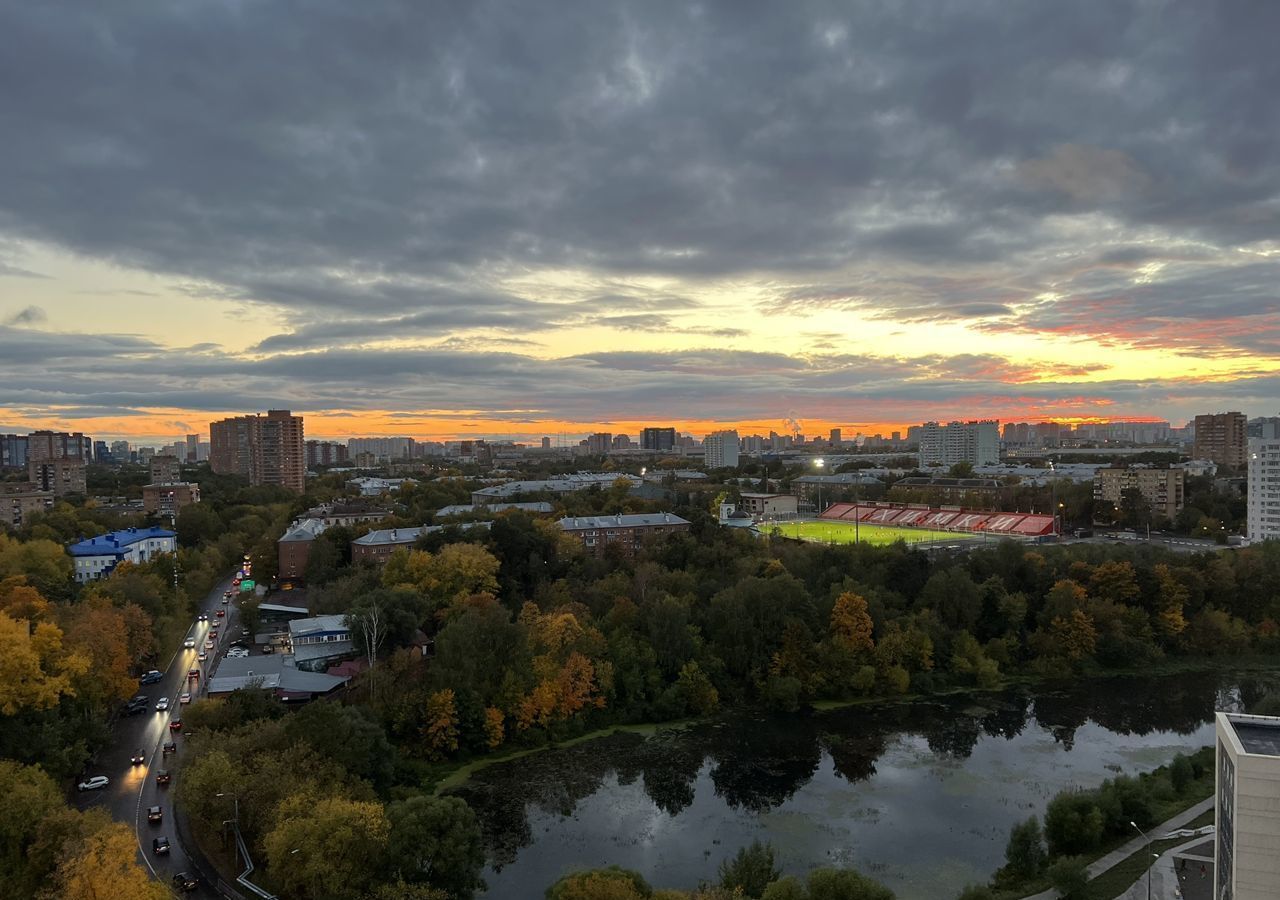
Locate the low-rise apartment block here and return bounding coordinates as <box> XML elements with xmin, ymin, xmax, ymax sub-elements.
<box><xmin>142</xmin><ymin>482</ymin><xmax>200</xmax><ymax>517</ymax></box>
<box><xmin>1</xmin><ymin>483</ymin><xmax>53</xmax><ymax>530</ymax></box>
<box><xmin>1092</xmin><ymin>465</ymin><xmax>1184</xmax><ymax>521</ymax></box>
<box><xmin>28</xmin><ymin>458</ymin><xmax>87</xmax><ymax>497</ymax></box>
<box><xmin>557</xmin><ymin>513</ymin><xmax>690</xmax><ymax>556</ymax></box>
<box><xmin>67</xmin><ymin>526</ymin><xmax>177</xmax><ymax>582</ymax></box>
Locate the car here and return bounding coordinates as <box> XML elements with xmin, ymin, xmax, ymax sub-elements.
<box><xmin>122</xmin><ymin>702</ymin><xmax>147</xmax><ymax>717</ymax></box>
<box><xmin>162</xmin><ymin>740</ymin><xmax>177</xmax><ymax>755</ymax></box>
<box><xmin>227</xmin><ymin>648</ymin><xmax>249</xmax><ymax>659</ymax></box>
<box><xmin>216</xmin><ymin>608</ymin><xmax>226</xmax><ymax>617</ymax></box>
<box><xmin>262</xmin><ymin>644</ymin><xmax>275</xmax><ymax>654</ymax></box>
<box><xmin>155</xmin><ymin>697</ymin><xmax>170</xmax><ymax>711</ymax></box>
<box><xmin>241</xmin><ymin>627</ymin><xmax>251</xmax><ymax>636</ymax></box>
<box><xmin>77</xmin><ymin>775</ymin><xmax>109</xmax><ymax>792</ymax></box>
<box><xmin>188</xmin><ymin>668</ymin><xmax>200</xmax><ymax>680</ymax></box>
<box><xmin>155</xmin><ymin>769</ymin><xmax>171</xmax><ymax>785</ymax></box>
<box><xmin>152</xmin><ymin>836</ymin><xmax>170</xmax><ymax>854</ymax></box>
<box><xmin>179</xmin><ymin>692</ymin><xmax>191</xmax><ymax>704</ymax></box>
<box><xmin>169</xmin><ymin>719</ymin><xmax>182</xmax><ymax>732</ymax></box>
<box><xmin>183</xmin><ymin>638</ymin><xmax>195</xmax><ymax>649</ymax></box>
<box><xmin>147</xmin><ymin>805</ymin><xmax>163</xmax><ymax>823</ymax></box>
<box><xmin>197</xmin><ymin>650</ymin><xmax>208</xmax><ymax>662</ymax></box>
<box><xmin>204</xmin><ymin>639</ymin><xmax>214</xmax><ymax>651</ymax></box>
<box><xmin>197</xmin><ymin>613</ymin><xmax>208</xmax><ymax>622</ymax></box>
<box><xmin>222</xmin><ymin>596</ymin><xmax>230</xmax><ymax>604</ymax></box>
<box><xmin>172</xmin><ymin>872</ymin><xmax>199</xmax><ymax>892</ymax></box>
<box><xmin>128</xmin><ymin>694</ymin><xmax>149</xmax><ymax>706</ymax></box>
<box><xmin>131</xmin><ymin>748</ymin><xmax>146</xmax><ymax>765</ymax></box>
<box><xmin>139</xmin><ymin>670</ymin><xmax>163</xmax><ymax>685</ymax></box>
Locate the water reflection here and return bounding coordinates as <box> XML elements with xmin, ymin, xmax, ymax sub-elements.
<box><xmin>451</xmin><ymin>671</ymin><xmax>1276</xmax><ymax>898</ymax></box>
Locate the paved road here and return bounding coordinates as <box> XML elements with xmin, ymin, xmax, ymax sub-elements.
<box><xmin>73</xmin><ymin>571</ymin><xmax>245</xmax><ymax>897</ymax></box>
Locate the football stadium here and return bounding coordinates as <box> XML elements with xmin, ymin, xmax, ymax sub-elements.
<box><xmin>769</xmin><ymin>502</ymin><xmax>1057</xmax><ymax>547</ymax></box>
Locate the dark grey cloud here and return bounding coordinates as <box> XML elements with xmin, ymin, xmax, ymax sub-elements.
<box><xmin>3</xmin><ymin>305</ymin><xmax>46</xmax><ymax>325</ymax></box>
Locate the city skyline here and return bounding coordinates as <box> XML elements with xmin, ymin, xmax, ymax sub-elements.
<box><xmin>3</xmin><ymin>3</ymin><xmax>1280</xmax><ymax>442</ymax></box>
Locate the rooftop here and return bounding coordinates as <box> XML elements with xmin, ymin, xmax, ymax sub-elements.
<box><xmin>352</xmin><ymin>521</ymin><xmax>491</xmax><ymax>546</ymax></box>
<box><xmin>288</xmin><ymin>614</ymin><xmax>351</xmax><ymax>637</ymax></box>
<box><xmin>67</xmin><ymin>527</ymin><xmax>176</xmax><ymax>557</ymax></box>
<box><xmin>558</xmin><ymin>513</ymin><xmax>690</xmax><ymax>531</ymax></box>
<box><xmin>1225</xmin><ymin>714</ymin><xmax>1280</xmax><ymax>757</ymax></box>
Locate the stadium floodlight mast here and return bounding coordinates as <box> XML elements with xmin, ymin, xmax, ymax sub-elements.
<box><xmin>813</xmin><ymin>458</ymin><xmax>825</xmax><ymax>516</ymax></box>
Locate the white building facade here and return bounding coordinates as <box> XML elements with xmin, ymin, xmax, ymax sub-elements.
<box><xmin>1215</xmin><ymin>712</ymin><xmax>1280</xmax><ymax>899</ymax></box>
<box><xmin>918</xmin><ymin>420</ymin><xmax>999</xmax><ymax>468</ymax></box>
<box><xmin>704</xmin><ymin>430</ymin><xmax>740</xmax><ymax>469</ymax></box>
<box><xmin>67</xmin><ymin>527</ymin><xmax>177</xmax><ymax>583</ymax></box>
<box><xmin>1247</xmin><ymin>434</ymin><xmax>1280</xmax><ymax>543</ymax></box>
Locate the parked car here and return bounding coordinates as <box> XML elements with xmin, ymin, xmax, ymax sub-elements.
<box><xmin>169</xmin><ymin>719</ymin><xmax>183</xmax><ymax>732</ymax></box>
<box><xmin>179</xmin><ymin>692</ymin><xmax>191</xmax><ymax>705</ymax></box>
<box><xmin>152</xmin><ymin>836</ymin><xmax>170</xmax><ymax>855</ymax></box>
<box><xmin>122</xmin><ymin>702</ymin><xmax>147</xmax><ymax>717</ymax></box>
<box><xmin>227</xmin><ymin>648</ymin><xmax>249</xmax><ymax>659</ymax></box>
<box><xmin>130</xmin><ymin>748</ymin><xmax>146</xmax><ymax>765</ymax></box>
<box><xmin>147</xmin><ymin>805</ymin><xmax>163</xmax><ymax>823</ymax></box>
<box><xmin>262</xmin><ymin>644</ymin><xmax>275</xmax><ymax>654</ymax></box>
<box><xmin>162</xmin><ymin>740</ymin><xmax>177</xmax><ymax>755</ymax></box>
<box><xmin>155</xmin><ymin>769</ymin><xmax>171</xmax><ymax>785</ymax></box>
<box><xmin>77</xmin><ymin>775</ymin><xmax>109</xmax><ymax>792</ymax></box>
<box><xmin>183</xmin><ymin>638</ymin><xmax>195</xmax><ymax>649</ymax></box>
<box><xmin>155</xmin><ymin>697</ymin><xmax>170</xmax><ymax>711</ymax></box>
<box><xmin>139</xmin><ymin>670</ymin><xmax>163</xmax><ymax>685</ymax></box>
<box><xmin>172</xmin><ymin>872</ymin><xmax>198</xmax><ymax>892</ymax></box>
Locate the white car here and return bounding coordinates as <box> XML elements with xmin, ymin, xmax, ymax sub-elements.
<box><xmin>227</xmin><ymin>648</ymin><xmax>249</xmax><ymax>659</ymax></box>
<box><xmin>183</xmin><ymin>638</ymin><xmax>195</xmax><ymax>649</ymax></box>
<box><xmin>204</xmin><ymin>639</ymin><xmax>214</xmax><ymax>651</ymax></box>
<box><xmin>179</xmin><ymin>692</ymin><xmax>191</xmax><ymax>704</ymax></box>
<box><xmin>155</xmin><ymin>697</ymin><xmax>170</xmax><ymax>711</ymax></box>
<box><xmin>77</xmin><ymin>775</ymin><xmax>109</xmax><ymax>792</ymax></box>
<box><xmin>197</xmin><ymin>650</ymin><xmax>208</xmax><ymax>662</ymax></box>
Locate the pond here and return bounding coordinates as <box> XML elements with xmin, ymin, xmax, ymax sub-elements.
<box><xmin>450</xmin><ymin>671</ymin><xmax>1274</xmax><ymax>899</ymax></box>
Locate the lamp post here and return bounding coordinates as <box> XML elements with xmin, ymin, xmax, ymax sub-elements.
<box><xmin>814</xmin><ymin>458</ymin><xmax>825</xmax><ymax>517</ymax></box>
<box><xmin>1130</xmin><ymin>821</ymin><xmax>1152</xmax><ymax>900</ymax></box>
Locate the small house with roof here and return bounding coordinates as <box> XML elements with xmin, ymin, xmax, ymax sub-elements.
<box><xmin>67</xmin><ymin>527</ymin><xmax>177</xmax><ymax>583</ymax></box>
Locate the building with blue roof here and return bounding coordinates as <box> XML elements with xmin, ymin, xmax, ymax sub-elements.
<box><xmin>67</xmin><ymin>526</ymin><xmax>177</xmax><ymax>583</ymax></box>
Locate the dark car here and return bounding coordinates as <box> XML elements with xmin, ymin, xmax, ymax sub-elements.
<box><xmin>169</xmin><ymin>719</ymin><xmax>182</xmax><ymax>732</ymax></box>
<box><xmin>147</xmin><ymin>805</ymin><xmax>163</xmax><ymax>823</ymax></box>
<box><xmin>155</xmin><ymin>769</ymin><xmax>171</xmax><ymax>785</ymax></box>
<box><xmin>139</xmin><ymin>670</ymin><xmax>163</xmax><ymax>685</ymax></box>
<box><xmin>172</xmin><ymin>872</ymin><xmax>198</xmax><ymax>892</ymax></box>
<box><xmin>152</xmin><ymin>836</ymin><xmax>170</xmax><ymax>855</ymax></box>
<box><xmin>162</xmin><ymin>740</ymin><xmax>177</xmax><ymax>754</ymax></box>
<box><xmin>122</xmin><ymin>702</ymin><xmax>147</xmax><ymax>717</ymax></box>
<box><xmin>130</xmin><ymin>748</ymin><xmax>146</xmax><ymax>765</ymax></box>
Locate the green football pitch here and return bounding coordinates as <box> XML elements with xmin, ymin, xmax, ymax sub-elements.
<box><xmin>770</xmin><ymin>519</ymin><xmax>981</xmax><ymax>546</ymax></box>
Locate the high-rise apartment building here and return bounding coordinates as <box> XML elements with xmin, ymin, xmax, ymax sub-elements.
<box><xmin>918</xmin><ymin>420</ymin><xmax>999</xmax><ymax>467</ymax></box>
<box><xmin>185</xmin><ymin>434</ymin><xmax>199</xmax><ymax>462</ymax></box>
<box><xmin>305</xmin><ymin>440</ymin><xmax>349</xmax><ymax>468</ymax></box>
<box><xmin>0</xmin><ymin>434</ymin><xmax>29</xmax><ymax>468</ymax></box>
<box><xmin>829</xmin><ymin>428</ymin><xmax>842</xmax><ymax>446</ymax></box>
<box><xmin>345</xmin><ymin>437</ymin><xmax>415</xmax><ymax>461</ymax></box>
<box><xmin>27</xmin><ymin>431</ymin><xmax>92</xmax><ymax>462</ymax></box>
<box><xmin>1093</xmin><ymin>466</ymin><xmax>1184</xmax><ymax>521</ymax></box>
<box><xmin>1194</xmin><ymin>412</ymin><xmax>1248</xmax><ymax>470</ymax></box>
<box><xmin>150</xmin><ymin>455</ymin><xmax>182</xmax><ymax>484</ymax></box>
<box><xmin>586</xmin><ymin>432</ymin><xmax>613</xmax><ymax>455</ymax></box>
<box><xmin>28</xmin><ymin>458</ymin><xmax>87</xmax><ymax>496</ymax></box>
<box><xmin>704</xmin><ymin>430</ymin><xmax>740</xmax><ymax>469</ymax></box>
<box><xmin>541</xmin><ymin>436</ymin><xmax>552</xmax><ymax>450</ymax></box>
<box><xmin>1214</xmin><ymin>712</ymin><xmax>1280</xmax><ymax>899</ymax></box>
<box><xmin>640</xmin><ymin>427</ymin><xmax>676</xmax><ymax>452</ymax></box>
<box><xmin>1247</xmin><ymin>432</ymin><xmax>1280</xmax><ymax>543</ymax></box>
<box><xmin>210</xmin><ymin>409</ymin><xmax>305</xmax><ymax>492</ymax></box>
<box><xmin>611</xmin><ymin>434</ymin><xmax>632</xmax><ymax>450</ymax></box>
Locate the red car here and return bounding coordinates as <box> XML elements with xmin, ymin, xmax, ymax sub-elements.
<box><xmin>216</xmin><ymin>609</ymin><xmax>225</xmax><ymax>617</ymax></box>
<box><xmin>169</xmin><ymin>719</ymin><xmax>183</xmax><ymax>732</ymax></box>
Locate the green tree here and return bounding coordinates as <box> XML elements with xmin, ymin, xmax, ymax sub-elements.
<box><xmin>265</xmin><ymin>795</ymin><xmax>391</xmax><ymax>900</ymax></box>
<box><xmin>1044</xmin><ymin>792</ymin><xmax>1104</xmax><ymax>856</ymax></box>
<box><xmin>1002</xmin><ymin>816</ymin><xmax>1047</xmax><ymax>880</ymax></box>
<box><xmin>805</xmin><ymin>866</ymin><xmax>895</xmax><ymax>900</ymax></box>
<box><xmin>387</xmin><ymin>796</ymin><xmax>486</xmax><ymax>898</ymax></box>
<box><xmin>1046</xmin><ymin>856</ymin><xmax>1089</xmax><ymax>898</ymax></box>
<box><xmin>718</xmin><ymin>840</ymin><xmax>780</xmax><ymax>898</ymax></box>
<box><xmin>284</xmin><ymin>701</ymin><xmax>395</xmax><ymax>791</ymax></box>
<box><xmin>546</xmin><ymin>866</ymin><xmax>652</xmax><ymax>900</ymax></box>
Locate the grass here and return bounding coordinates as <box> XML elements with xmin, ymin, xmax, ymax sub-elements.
<box><xmin>772</xmin><ymin>519</ymin><xmax>982</xmax><ymax>546</ymax></box>
<box><xmin>1083</xmin><ymin>808</ymin><xmax>1213</xmax><ymax>900</ymax></box>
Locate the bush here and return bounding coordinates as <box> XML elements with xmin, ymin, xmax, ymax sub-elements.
<box><xmin>1170</xmin><ymin>754</ymin><xmax>1193</xmax><ymax>794</ymax></box>
<box><xmin>1044</xmin><ymin>792</ymin><xmax>1104</xmax><ymax>856</ymax></box>
<box><xmin>954</xmin><ymin>887</ymin><xmax>994</xmax><ymax>900</ymax></box>
<box><xmin>1096</xmin><ymin>776</ymin><xmax>1154</xmax><ymax>837</ymax></box>
<box><xmin>1046</xmin><ymin>856</ymin><xmax>1089</xmax><ymax>898</ymax></box>
<box><xmin>546</xmin><ymin>867</ymin><xmax>652</xmax><ymax>900</ymax></box>
<box><xmin>718</xmin><ymin>840</ymin><xmax>780</xmax><ymax>898</ymax></box>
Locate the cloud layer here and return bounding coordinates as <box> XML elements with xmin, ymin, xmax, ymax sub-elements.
<box><xmin>1</xmin><ymin>1</ymin><xmax>1278</xmax><ymax>436</ymax></box>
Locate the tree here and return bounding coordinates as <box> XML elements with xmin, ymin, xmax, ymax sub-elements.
<box><xmin>804</xmin><ymin>866</ymin><xmax>895</xmax><ymax>900</ymax></box>
<box><xmin>674</xmin><ymin>661</ymin><xmax>719</xmax><ymax>716</ymax></box>
<box><xmin>1002</xmin><ymin>816</ymin><xmax>1046</xmax><ymax>880</ymax></box>
<box><xmin>265</xmin><ymin>796</ymin><xmax>391</xmax><ymax>900</ymax></box>
<box><xmin>285</xmin><ymin>702</ymin><xmax>395</xmax><ymax>791</ymax></box>
<box><xmin>1046</xmin><ymin>856</ymin><xmax>1089</xmax><ymax>899</ymax></box>
<box><xmin>1049</xmin><ymin>610</ymin><xmax>1097</xmax><ymax>663</ymax></box>
<box><xmin>387</xmin><ymin>795</ymin><xmax>486</xmax><ymax>898</ymax></box>
<box><xmin>0</xmin><ymin>611</ymin><xmax>84</xmax><ymax>715</ymax></box>
<box><xmin>43</xmin><ymin>819</ymin><xmax>169</xmax><ymax>900</ymax></box>
<box><xmin>830</xmin><ymin>592</ymin><xmax>874</xmax><ymax>654</ymax></box>
<box><xmin>0</xmin><ymin>760</ymin><xmax>64</xmax><ymax>892</ymax></box>
<box><xmin>423</xmin><ymin>689</ymin><xmax>460</xmax><ymax>759</ymax></box>
<box><xmin>718</xmin><ymin>840</ymin><xmax>780</xmax><ymax>897</ymax></box>
<box><xmin>1044</xmin><ymin>792</ymin><xmax>1104</xmax><ymax>856</ymax></box>
<box><xmin>546</xmin><ymin>867</ymin><xmax>652</xmax><ymax>900</ymax></box>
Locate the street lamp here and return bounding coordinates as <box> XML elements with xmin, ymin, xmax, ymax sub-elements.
<box><xmin>814</xmin><ymin>458</ymin><xmax>825</xmax><ymax>516</ymax></box>
<box><xmin>1130</xmin><ymin>821</ymin><xmax>1152</xmax><ymax>900</ymax></box>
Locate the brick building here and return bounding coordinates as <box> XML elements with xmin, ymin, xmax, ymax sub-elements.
<box><xmin>2</xmin><ymin>483</ymin><xmax>53</xmax><ymax>530</ymax></box>
<box><xmin>142</xmin><ymin>482</ymin><xmax>201</xmax><ymax>517</ymax></box>
<box><xmin>209</xmin><ymin>409</ymin><xmax>305</xmax><ymax>492</ymax></box>
<box><xmin>1194</xmin><ymin>411</ymin><xmax>1247</xmax><ymax>471</ymax></box>
<box><xmin>557</xmin><ymin>513</ymin><xmax>690</xmax><ymax>556</ymax></box>
<box><xmin>149</xmin><ymin>455</ymin><xmax>182</xmax><ymax>484</ymax></box>
<box><xmin>28</xmin><ymin>458</ymin><xmax>86</xmax><ymax>497</ymax></box>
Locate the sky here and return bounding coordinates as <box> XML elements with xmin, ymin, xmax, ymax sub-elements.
<box><xmin>1</xmin><ymin>1</ymin><xmax>1279</xmax><ymax>444</ymax></box>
